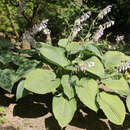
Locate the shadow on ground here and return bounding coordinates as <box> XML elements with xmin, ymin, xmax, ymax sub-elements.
<box><xmin>1</xmin><ymin>91</ymin><xmax>130</xmax><ymax>130</ymax></box>
<box><xmin>45</xmin><ymin>107</ymin><xmax>130</xmax><ymax>130</ymax></box>
<box><xmin>13</xmin><ymin>94</ymin><xmax>52</xmax><ymax>118</ymax></box>
<box><xmin>0</xmin><ymin>88</ymin><xmax>15</xmax><ymax>107</ymax></box>
<box><xmin>45</xmin><ymin>108</ymin><xmax>109</xmax><ymax>130</ymax></box>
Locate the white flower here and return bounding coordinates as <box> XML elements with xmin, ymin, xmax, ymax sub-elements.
<box><xmin>102</xmin><ymin>5</ymin><xmax>112</xmax><ymax>15</ymax></box>
<box><xmin>116</xmin><ymin>35</ymin><xmax>124</xmax><ymax>43</ymax></box>
<box><xmin>98</xmin><ymin>5</ymin><xmax>112</xmax><ymax>20</ymax></box>
<box><xmin>74</xmin><ymin>11</ymin><xmax>91</xmax><ymax>32</ymax></box>
<box><xmin>78</xmin><ymin>63</ymin><xmax>87</xmax><ymax>73</ymax></box>
<box><xmin>44</xmin><ymin>28</ymin><xmax>51</xmax><ymax>35</ymax></box>
<box><xmin>32</xmin><ymin>19</ymin><xmax>49</xmax><ymax>35</ymax></box>
<box><xmin>70</xmin><ymin>11</ymin><xmax>91</xmax><ymax>41</ymax></box>
<box><xmin>92</xmin><ymin>25</ymin><xmax>104</xmax><ymax>42</ymax></box>
<box><xmin>41</xmin><ymin>19</ymin><xmax>48</xmax><ymax>25</ymax></box>
<box><xmin>92</xmin><ymin>21</ymin><xmax>115</xmax><ymax>42</ymax></box>
<box><xmin>80</xmin><ymin>11</ymin><xmax>91</xmax><ymax>22</ymax></box>
<box><xmin>87</xmin><ymin>61</ymin><xmax>95</xmax><ymax>68</ymax></box>
<box><xmin>103</xmin><ymin>20</ymin><xmax>115</xmax><ymax>29</ymax></box>
<box><xmin>118</xmin><ymin>61</ymin><xmax>130</xmax><ymax>72</ymax></box>
<box><xmin>75</xmin><ymin>25</ymin><xmax>83</xmax><ymax>32</ymax></box>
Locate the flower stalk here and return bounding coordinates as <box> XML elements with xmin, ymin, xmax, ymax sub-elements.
<box><xmin>22</xmin><ymin>19</ymin><xmax>51</xmax><ymax>49</ymax></box>
<box><xmin>92</xmin><ymin>20</ymin><xmax>115</xmax><ymax>42</ymax></box>
<box><xmin>69</xmin><ymin>11</ymin><xmax>91</xmax><ymax>41</ymax></box>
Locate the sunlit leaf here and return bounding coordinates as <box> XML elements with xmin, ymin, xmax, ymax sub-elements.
<box><xmin>102</xmin><ymin>76</ymin><xmax>130</xmax><ymax>96</ymax></box>
<box><xmin>103</xmin><ymin>51</ymin><xmax>130</xmax><ymax>69</ymax></box>
<box><xmin>16</xmin><ymin>80</ymin><xmax>30</xmax><ymax>101</ymax></box>
<box><xmin>83</xmin><ymin>43</ymin><xmax>103</xmax><ymax>59</ymax></box>
<box><xmin>126</xmin><ymin>95</ymin><xmax>130</xmax><ymax>112</ymax></box>
<box><xmin>58</xmin><ymin>39</ymin><xmax>69</xmax><ymax>48</ymax></box>
<box><xmin>61</xmin><ymin>75</ymin><xmax>75</xmax><ymax>99</ymax></box>
<box><xmin>53</xmin><ymin>95</ymin><xmax>77</xmax><ymax>128</ymax></box>
<box><xmin>24</xmin><ymin>69</ymin><xmax>60</xmax><ymax>94</ymax></box>
<box><xmin>39</xmin><ymin>43</ymin><xmax>70</xmax><ymax>67</ymax></box>
<box><xmin>97</xmin><ymin>92</ymin><xmax>125</xmax><ymax>125</ymax></box>
<box><xmin>85</xmin><ymin>56</ymin><xmax>104</xmax><ymax>77</ymax></box>
<box><xmin>76</xmin><ymin>78</ymin><xmax>99</xmax><ymax>112</ymax></box>
<box><xmin>66</xmin><ymin>42</ymin><xmax>82</xmax><ymax>54</ymax></box>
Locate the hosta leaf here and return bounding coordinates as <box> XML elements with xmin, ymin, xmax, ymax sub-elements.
<box><xmin>12</xmin><ymin>55</ymin><xmax>31</xmax><ymax>66</ymax></box>
<box><xmin>102</xmin><ymin>76</ymin><xmax>130</xmax><ymax>96</ymax></box>
<box><xmin>16</xmin><ymin>60</ymin><xmax>40</xmax><ymax>77</ymax></box>
<box><xmin>83</xmin><ymin>43</ymin><xmax>103</xmax><ymax>59</ymax></box>
<box><xmin>85</xmin><ymin>56</ymin><xmax>104</xmax><ymax>77</ymax></box>
<box><xmin>97</xmin><ymin>92</ymin><xmax>125</xmax><ymax>125</ymax></box>
<box><xmin>76</xmin><ymin>78</ymin><xmax>99</xmax><ymax>112</ymax></box>
<box><xmin>103</xmin><ymin>51</ymin><xmax>130</xmax><ymax>69</ymax></box>
<box><xmin>71</xmin><ymin>75</ymin><xmax>79</xmax><ymax>85</ymax></box>
<box><xmin>16</xmin><ymin>80</ymin><xmax>30</xmax><ymax>101</ymax></box>
<box><xmin>24</xmin><ymin>69</ymin><xmax>60</xmax><ymax>94</ymax></box>
<box><xmin>39</xmin><ymin>43</ymin><xmax>70</xmax><ymax>67</ymax></box>
<box><xmin>0</xmin><ymin>51</ymin><xmax>38</xmax><ymax>67</ymax></box>
<box><xmin>0</xmin><ymin>69</ymin><xmax>17</xmax><ymax>92</ymax></box>
<box><xmin>58</xmin><ymin>39</ymin><xmax>69</xmax><ymax>48</ymax></box>
<box><xmin>66</xmin><ymin>42</ymin><xmax>82</xmax><ymax>54</ymax></box>
<box><xmin>53</xmin><ymin>95</ymin><xmax>77</xmax><ymax>128</ymax></box>
<box><xmin>126</xmin><ymin>95</ymin><xmax>130</xmax><ymax>112</ymax></box>
<box><xmin>0</xmin><ymin>51</ymin><xmax>14</xmax><ymax>65</ymax></box>
<box><xmin>61</xmin><ymin>75</ymin><xmax>75</xmax><ymax>99</ymax></box>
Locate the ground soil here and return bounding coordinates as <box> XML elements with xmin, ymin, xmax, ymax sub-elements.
<box><xmin>0</xmin><ymin>89</ymin><xmax>130</xmax><ymax>130</ymax></box>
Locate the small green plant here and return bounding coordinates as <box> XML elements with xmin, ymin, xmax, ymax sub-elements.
<box><xmin>0</xmin><ymin>106</ymin><xmax>6</xmax><ymax>116</ymax></box>
<box><xmin>17</xmin><ymin>125</ymin><xmax>22</xmax><ymax>130</ymax></box>
<box><xmin>0</xmin><ymin>106</ymin><xmax>7</xmax><ymax>124</ymax></box>
<box><xmin>0</xmin><ymin>117</ymin><xmax>6</xmax><ymax>124</ymax></box>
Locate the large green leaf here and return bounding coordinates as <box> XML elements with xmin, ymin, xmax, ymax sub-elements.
<box><xmin>61</xmin><ymin>75</ymin><xmax>75</xmax><ymax>99</ymax></box>
<box><xmin>102</xmin><ymin>76</ymin><xmax>130</xmax><ymax>96</ymax></box>
<box><xmin>71</xmin><ymin>75</ymin><xmax>79</xmax><ymax>85</ymax></box>
<box><xmin>39</xmin><ymin>43</ymin><xmax>70</xmax><ymax>67</ymax></box>
<box><xmin>66</xmin><ymin>42</ymin><xmax>82</xmax><ymax>54</ymax></box>
<box><xmin>53</xmin><ymin>95</ymin><xmax>77</xmax><ymax>128</ymax></box>
<box><xmin>16</xmin><ymin>60</ymin><xmax>40</xmax><ymax>77</ymax></box>
<box><xmin>103</xmin><ymin>51</ymin><xmax>130</xmax><ymax>69</ymax></box>
<box><xmin>16</xmin><ymin>80</ymin><xmax>30</xmax><ymax>101</ymax></box>
<box><xmin>24</xmin><ymin>69</ymin><xmax>60</xmax><ymax>94</ymax></box>
<box><xmin>97</xmin><ymin>92</ymin><xmax>126</xmax><ymax>125</ymax></box>
<box><xmin>83</xmin><ymin>43</ymin><xmax>103</xmax><ymax>59</ymax></box>
<box><xmin>85</xmin><ymin>56</ymin><xmax>104</xmax><ymax>77</ymax></box>
<box><xmin>0</xmin><ymin>69</ymin><xmax>17</xmax><ymax>92</ymax></box>
<box><xmin>58</xmin><ymin>39</ymin><xmax>69</xmax><ymax>48</ymax></box>
<box><xmin>76</xmin><ymin>78</ymin><xmax>99</xmax><ymax>112</ymax></box>
<box><xmin>126</xmin><ymin>95</ymin><xmax>130</xmax><ymax>112</ymax></box>
<box><xmin>12</xmin><ymin>55</ymin><xmax>32</xmax><ymax>66</ymax></box>
<box><xmin>0</xmin><ymin>50</ymin><xmax>39</xmax><ymax>68</ymax></box>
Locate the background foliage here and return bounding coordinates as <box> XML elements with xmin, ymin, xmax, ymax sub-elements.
<box><xmin>0</xmin><ymin>0</ymin><xmax>130</xmax><ymax>41</ymax></box>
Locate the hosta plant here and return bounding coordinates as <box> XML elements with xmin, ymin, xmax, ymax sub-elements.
<box><xmin>1</xmin><ymin>39</ymin><xmax>129</xmax><ymax>128</ymax></box>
